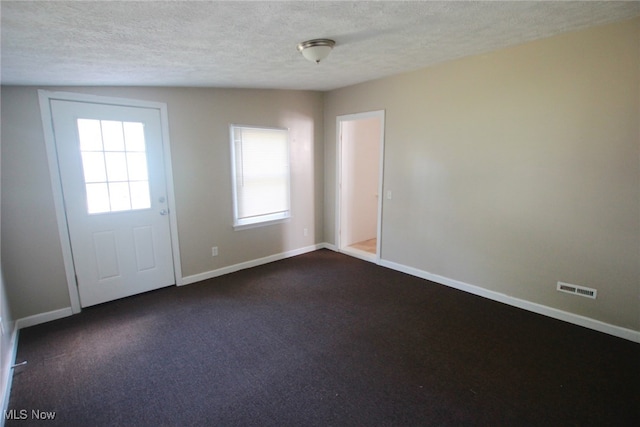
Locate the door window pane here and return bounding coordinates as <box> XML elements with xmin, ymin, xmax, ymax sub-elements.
<box><xmin>130</xmin><ymin>181</ymin><xmax>151</xmax><ymax>210</ymax></box>
<box><xmin>77</xmin><ymin>119</ymin><xmax>103</xmax><ymax>151</ymax></box>
<box><xmin>123</xmin><ymin>122</ymin><xmax>146</xmax><ymax>152</ymax></box>
<box><xmin>109</xmin><ymin>182</ymin><xmax>132</xmax><ymax>212</ymax></box>
<box><xmin>105</xmin><ymin>152</ymin><xmax>129</xmax><ymax>182</ymax></box>
<box><xmin>77</xmin><ymin>119</ymin><xmax>152</xmax><ymax>214</ymax></box>
<box><xmin>101</xmin><ymin>121</ymin><xmax>126</xmax><ymax>151</ymax></box>
<box><xmin>86</xmin><ymin>183</ymin><xmax>110</xmax><ymax>214</ymax></box>
<box><xmin>81</xmin><ymin>152</ymin><xmax>107</xmax><ymax>183</ymax></box>
<box><xmin>126</xmin><ymin>153</ymin><xmax>148</xmax><ymax>181</ymax></box>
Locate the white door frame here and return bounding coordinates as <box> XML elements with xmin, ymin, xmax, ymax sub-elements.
<box><xmin>38</xmin><ymin>90</ymin><xmax>183</xmax><ymax>314</ymax></box>
<box><xmin>335</xmin><ymin>110</ymin><xmax>385</xmax><ymax>263</ymax></box>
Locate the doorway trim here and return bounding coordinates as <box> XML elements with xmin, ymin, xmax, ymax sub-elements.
<box><xmin>38</xmin><ymin>90</ymin><xmax>183</xmax><ymax>314</ymax></box>
<box><xmin>335</xmin><ymin>110</ymin><xmax>385</xmax><ymax>263</ymax></box>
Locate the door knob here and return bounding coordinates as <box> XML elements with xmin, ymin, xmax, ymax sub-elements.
<box><xmin>159</xmin><ymin>209</ymin><xmax>168</xmax><ymax>215</ymax></box>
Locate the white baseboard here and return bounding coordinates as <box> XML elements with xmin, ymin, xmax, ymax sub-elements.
<box><xmin>181</xmin><ymin>244</ymin><xmax>325</xmax><ymax>286</ymax></box>
<box><xmin>379</xmin><ymin>258</ymin><xmax>640</xmax><ymax>343</ymax></box>
<box><xmin>1</xmin><ymin>325</ymin><xmax>18</xmax><ymax>427</ymax></box>
<box><xmin>15</xmin><ymin>307</ymin><xmax>74</xmax><ymax>330</ymax></box>
<box><xmin>11</xmin><ymin>246</ymin><xmax>638</xmax><ymax>346</ymax></box>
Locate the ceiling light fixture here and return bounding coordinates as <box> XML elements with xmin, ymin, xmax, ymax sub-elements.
<box><xmin>296</xmin><ymin>39</ymin><xmax>336</xmax><ymax>64</ymax></box>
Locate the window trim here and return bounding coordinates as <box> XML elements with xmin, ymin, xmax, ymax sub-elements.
<box><xmin>229</xmin><ymin>124</ymin><xmax>291</xmax><ymax>230</ymax></box>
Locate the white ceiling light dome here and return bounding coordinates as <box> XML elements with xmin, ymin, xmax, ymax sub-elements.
<box><xmin>297</xmin><ymin>39</ymin><xmax>336</xmax><ymax>64</ymax></box>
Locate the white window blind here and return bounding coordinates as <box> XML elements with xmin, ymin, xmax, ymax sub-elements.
<box><xmin>231</xmin><ymin>125</ymin><xmax>290</xmax><ymax>228</ymax></box>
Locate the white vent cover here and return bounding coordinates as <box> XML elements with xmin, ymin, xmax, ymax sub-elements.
<box><xmin>557</xmin><ymin>281</ymin><xmax>597</xmax><ymax>299</ymax></box>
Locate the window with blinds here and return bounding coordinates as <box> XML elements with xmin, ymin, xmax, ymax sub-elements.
<box><xmin>230</xmin><ymin>125</ymin><xmax>291</xmax><ymax>229</ymax></box>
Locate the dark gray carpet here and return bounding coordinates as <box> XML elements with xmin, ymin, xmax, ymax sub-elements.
<box><xmin>6</xmin><ymin>249</ymin><xmax>639</xmax><ymax>426</ymax></box>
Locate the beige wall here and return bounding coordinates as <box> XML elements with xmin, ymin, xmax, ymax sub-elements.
<box><xmin>1</xmin><ymin>86</ymin><xmax>324</xmax><ymax>319</ymax></box>
<box><xmin>325</xmin><ymin>18</ymin><xmax>640</xmax><ymax>331</ymax></box>
<box><xmin>1</xmin><ymin>88</ymin><xmax>71</xmax><ymax>317</ymax></box>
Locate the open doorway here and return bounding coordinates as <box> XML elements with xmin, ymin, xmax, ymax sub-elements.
<box><xmin>336</xmin><ymin>110</ymin><xmax>385</xmax><ymax>263</ymax></box>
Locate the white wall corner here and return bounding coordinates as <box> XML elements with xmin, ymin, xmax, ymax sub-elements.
<box><xmin>320</xmin><ymin>242</ymin><xmax>338</xmax><ymax>251</ymax></box>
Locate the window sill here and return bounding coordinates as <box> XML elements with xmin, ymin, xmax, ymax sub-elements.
<box><xmin>233</xmin><ymin>215</ymin><xmax>291</xmax><ymax>231</ymax></box>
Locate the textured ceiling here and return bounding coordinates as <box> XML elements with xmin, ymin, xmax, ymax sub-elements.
<box><xmin>1</xmin><ymin>1</ymin><xmax>639</xmax><ymax>91</ymax></box>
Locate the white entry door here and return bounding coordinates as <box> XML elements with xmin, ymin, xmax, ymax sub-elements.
<box><xmin>50</xmin><ymin>100</ymin><xmax>175</xmax><ymax>307</ymax></box>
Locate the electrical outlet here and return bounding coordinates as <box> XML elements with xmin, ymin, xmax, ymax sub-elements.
<box><xmin>212</xmin><ymin>246</ymin><xmax>218</xmax><ymax>257</ymax></box>
<box><xmin>304</xmin><ymin>228</ymin><xmax>308</xmax><ymax>237</ymax></box>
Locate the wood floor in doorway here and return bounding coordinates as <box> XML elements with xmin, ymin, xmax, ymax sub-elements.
<box><xmin>349</xmin><ymin>238</ymin><xmax>376</xmax><ymax>254</ymax></box>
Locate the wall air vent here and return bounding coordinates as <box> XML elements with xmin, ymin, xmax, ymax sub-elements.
<box><xmin>557</xmin><ymin>281</ymin><xmax>597</xmax><ymax>299</ymax></box>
